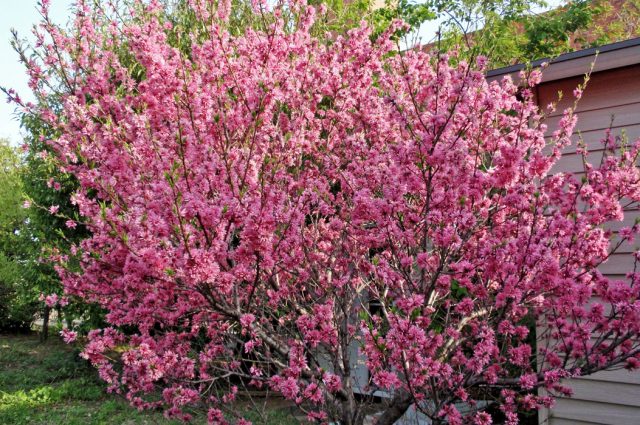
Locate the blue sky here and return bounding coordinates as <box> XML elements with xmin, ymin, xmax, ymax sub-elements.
<box><xmin>0</xmin><ymin>0</ymin><xmax>560</xmax><ymax>145</ymax></box>
<box><xmin>0</xmin><ymin>0</ymin><xmax>73</xmax><ymax>144</ymax></box>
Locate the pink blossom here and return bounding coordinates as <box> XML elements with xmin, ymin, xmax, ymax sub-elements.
<box><xmin>60</xmin><ymin>329</ymin><xmax>78</xmax><ymax>343</ymax></box>
<box><xmin>16</xmin><ymin>0</ymin><xmax>640</xmax><ymax>422</ymax></box>
<box><xmin>520</xmin><ymin>373</ymin><xmax>538</xmax><ymax>390</ymax></box>
<box><xmin>373</xmin><ymin>370</ymin><xmax>401</xmax><ymax>390</ymax></box>
<box><xmin>272</xmin><ymin>376</ymin><xmax>299</xmax><ymax>400</ymax></box>
<box><xmin>239</xmin><ymin>313</ymin><xmax>255</xmax><ymax>328</ymax></box>
<box><xmin>528</xmin><ymin>69</ymin><xmax>543</xmax><ymax>86</ymax></box>
<box><xmin>207</xmin><ymin>408</ymin><xmax>226</xmax><ymax>425</ymax></box>
<box><xmin>323</xmin><ymin>372</ymin><xmax>342</xmax><ymax>393</ymax></box>
<box><xmin>44</xmin><ymin>293</ymin><xmax>59</xmax><ymax>307</ymax></box>
<box><xmin>47</xmin><ymin>178</ymin><xmax>61</xmax><ymax>191</ymax></box>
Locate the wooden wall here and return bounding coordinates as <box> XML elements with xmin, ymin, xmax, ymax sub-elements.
<box><xmin>537</xmin><ymin>64</ymin><xmax>640</xmax><ymax>425</ymax></box>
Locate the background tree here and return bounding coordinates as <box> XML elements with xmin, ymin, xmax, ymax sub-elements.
<box><xmin>18</xmin><ymin>111</ymin><xmax>98</xmax><ymax>340</ymax></box>
<box><xmin>0</xmin><ymin>140</ymin><xmax>36</xmax><ymax>332</ymax></box>
<box><xmin>6</xmin><ymin>0</ymin><xmax>104</xmax><ymax>339</ymax></box>
<box><xmin>373</xmin><ymin>0</ymin><xmax>640</xmax><ymax>67</ymax></box>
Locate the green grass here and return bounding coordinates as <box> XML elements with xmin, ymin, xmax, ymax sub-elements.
<box><xmin>0</xmin><ymin>334</ymin><xmax>300</xmax><ymax>425</ymax></box>
<box><xmin>0</xmin><ymin>333</ymin><xmax>178</xmax><ymax>424</ymax></box>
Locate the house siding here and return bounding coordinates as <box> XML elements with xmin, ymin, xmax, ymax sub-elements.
<box><xmin>536</xmin><ymin>64</ymin><xmax>640</xmax><ymax>425</ymax></box>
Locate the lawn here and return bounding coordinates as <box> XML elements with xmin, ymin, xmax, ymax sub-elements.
<box><xmin>0</xmin><ymin>334</ymin><xmax>300</xmax><ymax>424</ymax></box>
<box><xmin>0</xmin><ymin>333</ymin><xmax>183</xmax><ymax>424</ymax></box>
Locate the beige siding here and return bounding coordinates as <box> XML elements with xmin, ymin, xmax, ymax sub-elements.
<box><xmin>537</xmin><ymin>66</ymin><xmax>640</xmax><ymax>115</ymax></box>
<box><xmin>538</xmin><ymin>64</ymin><xmax>640</xmax><ymax>425</ymax></box>
<box><xmin>548</xmin><ymin>399</ymin><xmax>640</xmax><ymax>425</ymax></box>
<box><xmin>548</xmin><ymin>420</ymin><xmax>606</xmax><ymax>425</ymax></box>
<box><xmin>558</xmin><ymin>379</ymin><xmax>640</xmax><ymax>407</ymax></box>
<box><xmin>547</xmin><ymin>124</ymin><xmax>640</xmax><ymax>154</ymax></box>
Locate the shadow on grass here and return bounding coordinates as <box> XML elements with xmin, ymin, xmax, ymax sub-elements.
<box><xmin>0</xmin><ymin>334</ymin><xmax>181</xmax><ymax>424</ymax></box>
<box><xmin>0</xmin><ymin>333</ymin><xmax>301</xmax><ymax>424</ymax></box>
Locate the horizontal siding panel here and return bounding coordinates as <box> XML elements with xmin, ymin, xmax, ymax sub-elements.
<box><xmin>597</xmin><ymin>252</ymin><xmax>636</xmax><ymax>275</ymax></box>
<box><xmin>606</xmin><ymin>239</ymin><xmax>637</xmax><ymax>255</ymax></box>
<box><xmin>557</xmin><ymin>379</ymin><xmax>640</xmax><ymax>407</ymax></box>
<box><xmin>545</xmin><ymin>123</ymin><xmax>640</xmax><ymax>155</ymax></box>
<box><xmin>606</xmin><ymin>210</ymin><xmax>640</xmax><ymax>232</ymax></box>
<box><xmin>576</xmin><ymin>368</ymin><xmax>640</xmax><ymax>385</ymax></box>
<box><xmin>551</xmin><ymin>150</ymin><xmax>606</xmax><ymax>173</ymax></box>
<box><xmin>549</xmin><ymin>418</ymin><xmax>605</xmax><ymax>425</ymax></box>
<box><xmin>544</xmin><ymin>102</ymin><xmax>640</xmax><ymax>136</ymax></box>
<box><xmin>550</xmin><ymin>398</ymin><xmax>640</xmax><ymax>425</ymax></box>
<box><xmin>608</xmin><ymin>233</ymin><xmax>638</xmax><ymax>254</ymax></box>
<box><xmin>538</xmin><ymin>65</ymin><xmax>640</xmax><ymax>117</ymax></box>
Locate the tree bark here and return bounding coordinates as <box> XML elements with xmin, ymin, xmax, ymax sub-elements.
<box><xmin>339</xmin><ymin>384</ymin><xmax>365</xmax><ymax>425</ymax></box>
<box><xmin>40</xmin><ymin>305</ymin><xmax>50</xmax><ymax>342</ymax></box>
<box><xmin>375</xmin><ymin>391</ymin><xmax>413</xmax><ymax>425</ymax></box>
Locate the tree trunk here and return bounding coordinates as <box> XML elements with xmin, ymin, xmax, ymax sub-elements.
<box><xmin>339</xmin><ymin>377</ymin><xmax>362</xmax><ymax>425</ymax></box>
<box><xmin>375</xmin><ymin>391</ymin><xmax>413</xmax><ymax>425</ymax></box>
<box><xmin>40</xmin><ymin>305</ymin><xmax>50</xmax><ymax>342</ymax></box>
<box><xmin>340</xmin><ymin>403</ymin><xmax>366</xmax><ymax>425</ymax></box>
<box><xmin>56</xmin><ymin>305</ymin><xmax>62</xmax><ymax>327</ymax></box>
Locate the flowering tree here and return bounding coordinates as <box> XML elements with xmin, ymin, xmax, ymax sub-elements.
<box><xmin>11</xmin><ymin>0</ymin><xmax>640</xmax><ymax>423</ymax></box>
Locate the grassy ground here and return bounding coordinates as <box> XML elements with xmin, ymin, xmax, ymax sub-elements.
<box><xmin>0</xmin><ymin>333</ymin><xmax>300</xmax><ymax>425</ymax></box>
<box><xmin>0</xmin><ymin>333</ymin><xmax>182</xmax><ymax>424</ymax></box>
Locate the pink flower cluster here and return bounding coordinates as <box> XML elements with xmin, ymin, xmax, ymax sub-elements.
<box><xmin>17</xmin><ymin>0</ymin><xmax>640</xmax><ymax>423</ymax></box>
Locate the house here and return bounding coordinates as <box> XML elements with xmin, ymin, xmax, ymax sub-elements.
<box><xmin>487</xmin><ymin>36</ymin><xmax>640</xmax><ymax>425</ymax></box>
<box><xmin>351</xmin><ymin>36</ymin><xmax>640</xmax><ymax>425</ymax></box>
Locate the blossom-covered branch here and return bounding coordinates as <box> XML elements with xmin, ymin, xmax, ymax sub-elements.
<box><xmin>12</xmin><ymin>0</ymin><xmax>640</xmax><ymax>424</ymax></box>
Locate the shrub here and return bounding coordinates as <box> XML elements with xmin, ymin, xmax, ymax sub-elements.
<box><xmin>11</xmin><ymin>1</ymin><xmax>640</xmax><ymax>424</ymax></box>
